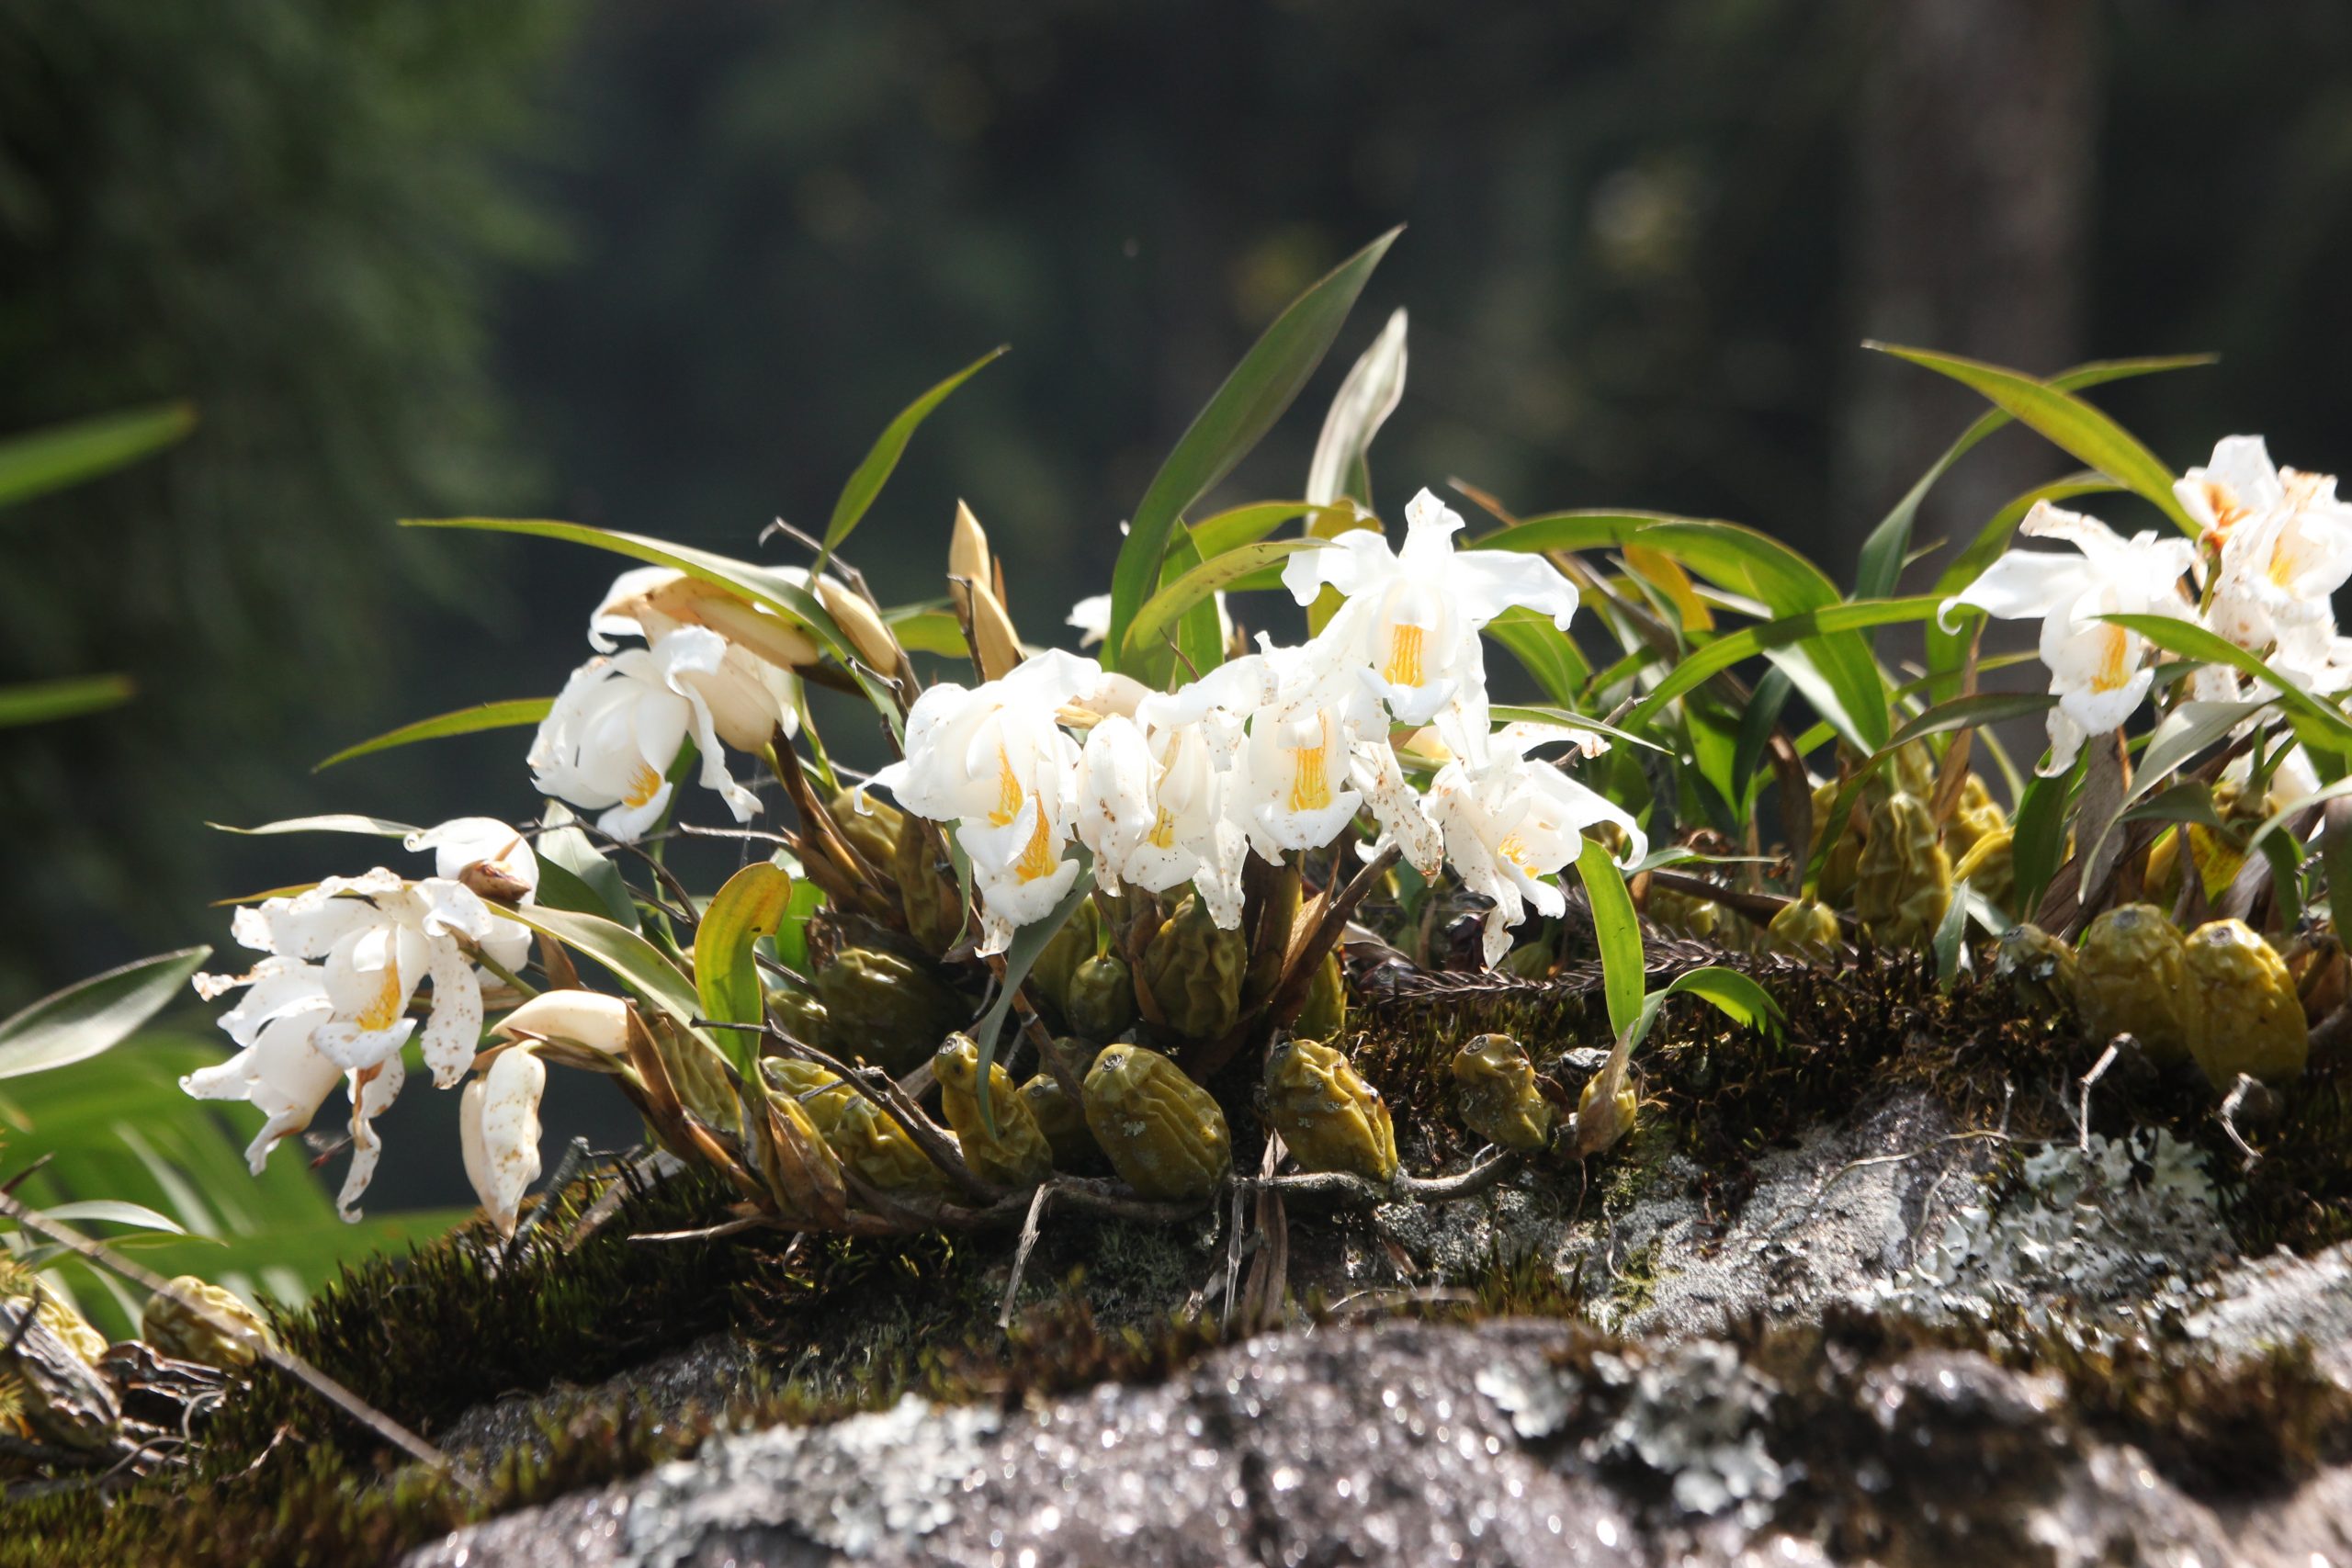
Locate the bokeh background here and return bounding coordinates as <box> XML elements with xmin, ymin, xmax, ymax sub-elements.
<box><xmin>6</xmin><ymin>0</ymin><xmax>2351</xmax><ymax>1211</ymax></box>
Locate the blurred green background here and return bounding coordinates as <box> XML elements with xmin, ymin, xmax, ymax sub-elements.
<box><xmin>4</xmin><ymin>0</ymin><xmax>2350</xmax><ymax>1215</ymax></box>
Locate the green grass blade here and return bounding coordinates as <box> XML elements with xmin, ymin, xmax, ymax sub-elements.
<box><xmin>0</xmin><ymin>947</ymin><xmax>211</xmax><ymax>1082</ymax></box>
<box><xmin>1852</xmin><ymin>355</ymin><xmax>2215</xmax><ymax>603</ymax></box>
<box><xmin>316</xmin><ymin>697</ymin><xmax>552</xmax><ymax>771</ymax></box>
<box><xmin>1106</xmin><ymin>228</ymin><xmax>1399</xmax><ymax>678</ymax></box>
<box><xmin>1623</xmin><ymin>595</ymin><xmax>1943</xmax><ymax>737</ymax></box>
<box><xmin>0</xmin><ymin>673</ymin><xmax>134</xmax><ymax>728</ymax></box>
<box><xmin>1867</xmin><ymin>344</ymin><xmax>2196</xmax><ymax>534</ymax></box>
<box><xmin>821</xmin><ymin>345</ymin><xmax>1007</xmax><ymax>556</ymax></box>
<box><xmin>2101</xmin><ymin>615</ymin><xmax>2352</xmax><ymax>754</ymax></box>
<box><xmin>209</xmin><ymin>814</ymin><xmax>418</xmax><ymax>838</ymax></box>
<box><xmin>0</xmin><ymin>401</ymin><xmax>196</xmax><ymax>513</ymax></box>
<box><xmin>1123</xmin><ymin>537</ymin><xmax>1330</xmax><ymax>661</ymax></box>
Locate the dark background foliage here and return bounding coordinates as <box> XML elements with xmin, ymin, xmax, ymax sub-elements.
<box><xmin>4</xmin><ymin>0</ymin><xmax>2350</xmax><ymax>1200</ymax></box>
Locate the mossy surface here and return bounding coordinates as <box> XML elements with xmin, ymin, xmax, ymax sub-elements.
<box><xmin>9</xmin><ymin>948</ymin><xmax>2352</xmax><ymax>1563</ymax></box>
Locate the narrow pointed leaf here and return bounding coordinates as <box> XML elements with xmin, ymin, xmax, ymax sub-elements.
<box><xmin>0</xmin><ymin>947</ymin><xmax>211</xmax><ymax>1081</ymax></box>
<box><xmin>1573</xmin><ymin>838</ymin><xmax>1644</xmax><ymax>1041</ymax></box>
<box><xmin>1107</xmin><ymin>228</ymin><xmax>1399</xmax><ymax>675</ymax></box>
<box><xmin>1123</xmin><ymin>537</ymin><xmax>1331</xmax><ymax>660</ymax></box>
<box><xmin>209</xmin><ymin>814</ymin><xmax>418</xmax><ymax>838</ymax></box>
<box><xmin>823</xmin><ymin>346</ymin><xmax>1007</xmax><ymax>553</ymax></box>
<box><xmin>0</xmin><ymin>401</ymin><xmax>196</xmax><ymax>513</ymax></box>
<box><xmin>2100</xmin><ymin>615</ymin><xmax>2352</xmax><ymax>752</ymax></box>
<box><xmin>500</xmin><ymin>905</ymin><xmax>703</xmax><ymax>1039</ymax></box>
<box><xmin>1867</xmin><ymin>344</ymin><xmax>2194</xmax><ymax>533</ymax></box>
<box><xmin>0</xmin><ymin>674</ymin><xmax>134</xmax><ymax>728</ymax></box>
<box><xmin>317</xmin><ymin>697</ymin><xmax>552</xmax><ymax>771</ymax></box>
<box><xmin>1306</xmin><ymin>307</ymin><xmax>1408</xmax><ymax>510</ymax></box>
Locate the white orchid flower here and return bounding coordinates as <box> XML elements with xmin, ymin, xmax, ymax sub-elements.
<box><xmin>228</xmin><ymin>868</ymin><xmax>527</xmax><ymax>1089</ymax></box>
<box><xmin>2182</xmin><ymin>439</ymin><xmax>2352</xmax><ymax>663</ymax></box>
<box><xmin>1939</xmin><ymin>501</ymin><xmax>2199</xmax><ymax>776</ymax></box>
<box><xmin>182</xmin><ymin>955</ymin><xmax>412</xmax><ymax>1221</ymax></box>
<box><xmin>459</xmin><ymin>1046</ymin><xmax>547</xmax><ymax>1238</ymax></box>
<box><xmin>1279</xmin><ymin>489</ymin><xmax>1579</xmax><ymax>737</ymax></box>
<box><xmin>591</xmin><ymin>567</ymin><xmax>807</xmax><ymax>751</ymax></box>
<box><xmin>529</xmin><ymin>629</ymin><xmax>765</xmax><ymax>839</ymax></box>
<box><xmin>181</xmin><ymin>958</ymin><xmax>343</xmax><ymax>1174</ymax></box>
<box><xmin>1232</xmin><ymin>637</ymin><xmax>1443</xmax><ymax>874</ymax></box>
<box><xmin>871</xmin><ymin>649</ymin><xmax>1100</xmax><ymax>954</ymax></box>
<box><xmin>1077</xmin><ymin>658</ymin><xmax>1270</xmax><ymax>928</ymax></box>
<box><xmin>1428</xmin><ymin>724</ymin><xmax>1648</xmax><ymax>968</ymax></box>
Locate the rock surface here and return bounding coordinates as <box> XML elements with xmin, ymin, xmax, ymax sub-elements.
<box><xmin>403</xmin><ymin>1083</ymin><xmax>2352</xmax><ymax>1568</ymax></box>
<box><xmin>409</xmin><ymin>1316</ymin><xmax>2352</xmax><ymax>1568</ymax></box>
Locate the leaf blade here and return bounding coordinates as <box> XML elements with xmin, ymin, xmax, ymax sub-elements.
<box><xmin>822</xmin><ymin>346</ymin><xmax>1007</xmax><ymax>553</ymax></box>
<box><xmin>0</xmin><ymin>947</ymin><xmax>212</xmax><ymax>1082</ymax></box>
<box><xmin>316</xmin><ymin>697</ymin><xmax>552</xmax><ymax>772</ymax></box>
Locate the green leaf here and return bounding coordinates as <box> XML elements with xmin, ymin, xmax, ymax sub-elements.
<box><xmin>500</xmin><ymin>905</ymin><xmax>702</xmax><ymax>1040</ymax></box>
<box><xmin>773</xmin><ymin>875</ymin><xmax>826</xmax><ymax>977</ymax></box>
<box><xmin>2120</xmin><ymin>781</ymin><xmax>2226</xmax><ymax>833</ymax></box>
<box><xmin>1623</xmin><ymin>595</ymin><xmax>1943</xmax><ymax>737</ymax></box>
<box><xmin>694</xmin><ymin>863</ymin><xmax>795</xmax><ymax>1055</ymax></box>
<box><xmin>883</xmin><ymin>605</ymin><xmax>969</xmax><ymax>657</ymax></box>
<box><xmin>316</xmin><ymin>697</ymin><xmax>552</xmax><ymax>771</ymax></box>
<box><xmin>1866</xmin><ymin>344</ymin><xmax>2195</xmax><ymax>533</ymax></box>
<box><xmin>209</xmin><ymin>814</ymin><xmax>418</xmax><ymax>838</ymax></box>
<box><xmin>1106</xmin><ymin>228</ymin><xmax>1399</xmax><ymax>677</ymax></box>
<box><xmin>1634</xmin><ymin>522</ymin><xmax>1892</xmax><ymax>752</ymax></box>
<box><xmin>1853</xmin><ymin>355</ymin><xmax>2214</xmax><ymax>603</ymax></box>
<box><xmin>1485</xmin><ymin>608</ymin><xmax>1591</xmax><ymax>706</ymax></box>
<box><xmin>1933</xmin><ymin>879</ymin><xmax>1972</xmax><ymax>991</ymax></box>
<box><xmin>970</xmin><ymin>856</ymin><xmax>1097</xmax><ymax>1131</ymax></box>
<box><xmin>403</xmin><ymin>518</ymin><xmax>854</xmax><ymax>665</ymax></box>
<box><xmin>27</xmin><ymin>1200</ymin><xmax>187</xmax><ymax>1235</ymax></box>
<box><xmin>1463</xmin><ymin>510</ymin><xmax>1669</xmax><ymax>557</ymax></box>
<box><xmin>2100</xmin><ymin>615</ymin><xmax>2352</xmax><ymax>754</ymax></box>
<box><xmin>1487</xmin><ymin>704</ymin><xmax>1670</xmax><ymax>754</ymax></box>
<box><xmin>1884</xmin><ymin>691</ymin><xmax>2059</xmax><ymax>750</ymax></box>
<box><xmin>1123</xmin><ymin>537</ymin><xmax>1330</xmax><ymax>660</ymax></box>
<box><xmin>0</xmin><ymin>401</ymin><xmax>196</xmax><ymax>513</ymax></box>
<box><xmin>0</xmin><ymin>947</ymin><xmax>210</xmax><ymax>1082</ymax></box>
<box><xmin>534</xmin><ymin>817</ymin><xmax>639</xmax><ymax>931</ymax></box>
<box><xmin>2009</xmin><ymin>753</ymin><xmax>2081</xmax><ymax>917</ymax></box>
<box><xmin>0</xmin><ymin>673</ymin><xmax>134</xmax><ymax>728</ymax></box>
<box><xmin>1572</xmin><ymin>838</ymin><xmax>1644</xmax><ymax>1041</ymax></box>
<box><xmin>821</xmin><ymin>345</ymin><xmax>1007</xmax><ymax>556</ymax></box>
<box><xmin>1625</xmin><ymin>965</ymin><xmax>1786</xmax><ymax>1054</ymax></box>
<box><xmin>2324</xmin><ymin>799</ymin><xmax>2352</xmax><ymax>955</ymax></box>
<box><xmin>1188</xmin><ymin>501</ymin><xmax>1316</xmax><ymax>560</ymax></box>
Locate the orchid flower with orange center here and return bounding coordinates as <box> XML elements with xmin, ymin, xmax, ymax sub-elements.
<box><xmin>1939</xmin><ymin>501</ymin><xmax>2200</xmax><ymax>776</ymax></box>
<box><xmin>528</xmin><ymin>630</ymin><xmax>767</xmax><ymax>840</ymax></box>
<box><xmin>2179</xmin><ymin>438</ymin><xmax>2352</xmax><ymax>687</ymax></box>
<box><xmin>872</xmin><ymin>649</ymin><xmax>1100</xmax><ymax>954</ymax></box>
<box><xmin>1427</xmin><ymin>724</ymin><xmax>1648</xmax><ymax>968</ymax></box>
<box><xmin>1077</xmin><ymin>656</ymin><xmax>1272</xmax><ymax>928</ymax></box>
<box><xmin>1278</xmin><ymin>488</ymin><xmax>1579</xmax><ymax>744</ymax></box>
<box><xmin>1233</xmin><ymin>635</ymin><xmax>1443</xmax><ymax>874</ymax></box>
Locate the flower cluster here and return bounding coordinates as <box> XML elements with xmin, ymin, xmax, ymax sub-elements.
<box><xmin>1945</xmin><ymin>437</ymin><xmax>2352</xmax><ymax>774</ymax></box>
<box><xmin>873</xmin><ymin>489</ymin><xmax>1641</xmax><ymax>964</ymax></box>
<box><xmin>185</xmin><ymin>820</ymin><xmax>539</xmax><ymax>1221</ymax></box>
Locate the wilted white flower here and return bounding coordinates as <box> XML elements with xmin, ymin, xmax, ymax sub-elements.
<box><xmin>591</xmin><ymin>567</ymin><xmax>808</xmax><ymax>750</ymax></box>
<box><xmin>1280</xmin><ymin>488</ymin><xmax>1579</xmax><ymax>738</ymax></box>
<box><xmin>459</xmin><ymin>1046</ymin><xmax>547</xmax><ymax>1238</ymax></box>
<box><xmin>529</xmin><ymin>631</ymin><xmax>765</xmax><ymax>839</ymax></box>
<box><xmin>871</xmin><ymin>649</ymin><xmax>1099</xmax><ymax>954</ymax></box>
<box><xmin>225</xmin><ymin>868</ymin><xmax>527</xmax><ymax>1089</ymax></box>
<box><xmin>1427</xmin><ymin>724</ymin><xmax>1648</xmax><ymax>967</ymax></box>
<box><xmin>180</xmin><ymin>959</ymin><xmax>343</xmax><ymax>1174</ymax></box>
<box><xmin>1939</xmin><ymin>502</ymin><xmax>2199</xmax><ymax>775</ymax></box>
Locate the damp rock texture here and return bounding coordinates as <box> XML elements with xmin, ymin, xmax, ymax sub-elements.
<box><xmin>408</xmin><ymin>1314</ymin><xmax>2352</xmax><ymax>1568</ymax></box>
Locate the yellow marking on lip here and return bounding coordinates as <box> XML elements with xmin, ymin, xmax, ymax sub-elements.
<box><xmin>1013</xmin><ymin>807</ymin><xmax>1057</xmax><ymax>883</ymax></box>
<box><xmin>356</xmin><ymin>964</ymin><xmax>405</xmax><ymax>1032</ymax></box>
<box><xmin>989</xmin><ymin>747</ymin><xmax>1023</xmax><ymax>828</ymax></box>
<box><xmin>1383</xmin><ymin>622</ymin><xmax>1427</xmax><ymax>688</ymax></box>
<box><xmin>624</xmin><ymin>761</ymin><xmax>664</xmax><ymax>808</ymax></box>
<box><xmin>2089</xmin><ymin>623</ymin><xmax>2134</xmax><ymax>693</ymax></box>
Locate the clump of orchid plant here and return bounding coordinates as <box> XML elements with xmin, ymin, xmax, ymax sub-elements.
<box><xmin>160</xmin><ymin>233</ymin><xmax>2352</xmax><ymax>1250</ymax></box>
